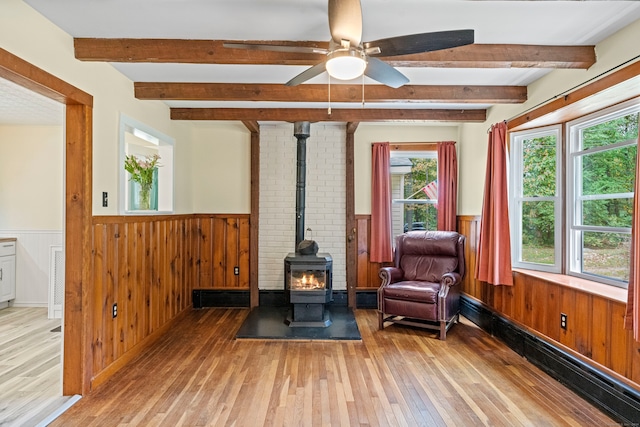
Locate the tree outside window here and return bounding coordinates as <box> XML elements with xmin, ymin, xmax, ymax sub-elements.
<box><xmin>390</xmin><ymin>151</ymin><xmax>438</xmax><ymax>243</ymax></box>
<box><xmin>510</xmin><ymin>99</ymin><xmax>638</xmax><ymax>288</ymax></box>
<box><xmin>569</xmin><ymin>110</ymin><xmax>637</xmax><ymax>285</ymax></box>
<box><xmin>511</xmin><ymin>126</ymin><xmax>562</xmax><ymax>272</ymax></box>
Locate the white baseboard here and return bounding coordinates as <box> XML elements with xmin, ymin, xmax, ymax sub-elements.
<box><xmin>12</xmin><ymin>302</ymin><xmax>48</xmax><ymax>308</ymax></box>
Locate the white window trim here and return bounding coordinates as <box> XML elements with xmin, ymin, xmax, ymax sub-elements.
<box><xmin>566</xmin><ymin>98</ymin><xmax>638</xmax><ymax>288</ymax></box>
<box><xmin>509</xmin><ymin>125</ymin><xmax>563</xmax><ymax>273</ymax></box>
<box><xmin>389</xmin><ymin>150</ymin><xmax>438</xmax><ymax>240</ymax></box>
<box><xmin>119</xmin><ymin>114</ymin><xmax>175</xmax><ymax>215</ymax></box>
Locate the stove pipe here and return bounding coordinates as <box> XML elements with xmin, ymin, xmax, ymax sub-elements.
<box><xmin>294</xmin><ymin>121</ymin><xmax>310</xmax><ymax>250</ymax></box>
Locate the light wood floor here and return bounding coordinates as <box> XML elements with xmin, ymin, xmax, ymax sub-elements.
<box><xmin>0</xmin><ymin>307</ymin><xmax>68</xmax><ymax>427</ymax></box>
<box><xmin>50</xmin><ymin>308</ymin><xmax>615</xmax><ymax>426</ymax></box>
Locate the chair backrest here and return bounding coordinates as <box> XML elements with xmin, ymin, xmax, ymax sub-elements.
<box><xmin>394</xmin><ymin>231</ymin><xmax>465</xmax><ymax>282</ymax></box>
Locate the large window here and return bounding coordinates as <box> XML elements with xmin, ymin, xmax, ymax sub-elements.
<box><xmin>390</xmin><ymin>150</ymin><xmax>438</xmax><ymax>243</ymax></box>
<box><xmin>567</xmin><ymin>102</ymin><xmax>637</xmax><ymax>287</ymax></box>
<box><xmin>510</xmin><ymin>99</ymin><xmax>638</xmax><ymax>288</ymax></box>
<box><xmin>510</xmin><ymin>125</ymin><xmax>562</xmax><ymax>273</ymax></box>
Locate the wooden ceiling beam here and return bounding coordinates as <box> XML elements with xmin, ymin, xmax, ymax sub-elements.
<box><xmin>135</xmin><ymin>83</ymin><xmax>526</xmax><ymax>104</ymax></box>
<box><xmin>74</xmin><ymin>39</ymin><xmax>595</xmax><ymax>69</ymax></box>
<box><xmin>170</xmin><ymin>108</ymin><xmax>486</xmax><ymax>122</ymax></box>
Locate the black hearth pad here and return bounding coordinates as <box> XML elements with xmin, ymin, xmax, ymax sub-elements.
<box><xmin>235</xmin><ymin>306</ymin><xmax>361</xmax><ymax>341</ymax></box>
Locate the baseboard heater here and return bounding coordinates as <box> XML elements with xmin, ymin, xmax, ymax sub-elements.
<box><xmin>192</xmin><ymin>290</ymin><xmax>250</xmax><ymax>308</ymax></box>
<box><xmin>192</xmin><ymin>290</ymin><xmax>349</xmax><ymax>308</ymax></box>
<box><xmin>460</xmin><ymin>295</ymin><xmax>640</xmax><ymax>425</ymax></box>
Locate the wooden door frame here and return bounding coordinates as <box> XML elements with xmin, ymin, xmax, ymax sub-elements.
<box><xmin>345</xmin><ymin>123</ymin><xmax>358</xmax><ymax>308</ymax></box>
<box><xmin>0</xmin><ymin>48</ymin><xmax>93</xmax><ymax>395</ymax></box>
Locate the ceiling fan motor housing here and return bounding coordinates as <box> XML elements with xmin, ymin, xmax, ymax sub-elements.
<box><xmin>326</xmin><ymin>48</ymin><xmax>367</xmax><ymax>80</ymax></box>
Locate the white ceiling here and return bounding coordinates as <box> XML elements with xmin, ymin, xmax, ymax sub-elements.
<box><xmin>0</xmin><ymin>78</ymin><xmax>63</xmax><ymax>126</ymax></box>
<box><xmin>5</xmin><ymin>0</ymin><xmax>640</xmax><ymax>124</ymax></box>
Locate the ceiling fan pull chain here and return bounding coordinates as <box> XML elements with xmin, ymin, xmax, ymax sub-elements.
<box><xmin>362</xmin><ymin>73</ymin><xmax>365</xmax><ymax>108</ymax></box>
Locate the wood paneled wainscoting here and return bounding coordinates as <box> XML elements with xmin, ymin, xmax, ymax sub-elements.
<box><xmin>192</xmin><ymin>214</ymin><xmax>250</xmax><ymax>289</ymax></box>
<box><xmin>89</xmin><ymin>213</ymin><xmax>249</xmax><ymax>389</ymax></box>
<box><xmin>457</xmin><ymin>215</ymin><xmax>640</xmax><ymax>384</ymax></box>
<box><xmin>354</xmin><ymin>215</ymin><xmax>391</xmax><ymax>290</ymax></box>
<box><xmin>456</xmin><ymin>215</ymin><xmax>640</xmax><ymax>422</ymax></box>
<box><xmin>354</xmin><ymin>214</ymin><xmax>639</xmax><ymax>421</ymax></box>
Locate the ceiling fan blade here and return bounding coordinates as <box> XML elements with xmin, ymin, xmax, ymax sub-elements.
<box><xmin>223</xmin><ymin>42</ymin><xmax>328</xmax><ymax>55</ymax></box>
<box><xmin>328</xmin><ymin>0</ymin><xmax>362</xmax><ymax>47</ymax></box>
<box><xmin>365</xmin><ymin>29</ymin><xmax>474</xmax><ymax>57</ymax></box>
<box><xmin>285</xmin><ymin>62</ymin><xmax>327</xmax><ymax>86</ymax></box>
<box><xmin>364</xmin><ymin>57</ymin><xmax>409</xmax><ymax>89</ymax></box>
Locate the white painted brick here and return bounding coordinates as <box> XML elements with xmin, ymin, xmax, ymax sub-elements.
<box><xmin>259</xmin><ymin>123</ymin><xmax>346</xmax><ymax>290</ymax></box>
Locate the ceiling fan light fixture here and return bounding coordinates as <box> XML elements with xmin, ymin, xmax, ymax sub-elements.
<box><xmin>326</xmin><ymin>49</ymin><xmax>367</xmax><ymax>80</ymax></box>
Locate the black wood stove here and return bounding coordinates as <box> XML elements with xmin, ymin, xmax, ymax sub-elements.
<box><xmin>284</xmin><ymin>121</ymin><xmax>333</xmax><ymax>327</ymax></box>
<box><xmin>284</xmin><ymin>252</ymin><xmax>333</xmax><ymax>327</ymax></box>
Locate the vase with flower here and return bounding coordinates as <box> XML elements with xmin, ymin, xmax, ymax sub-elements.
<box><xmin>124</xmin><ymin>154</ymin><xmax>161</xmax><ymax>210</ymax></box>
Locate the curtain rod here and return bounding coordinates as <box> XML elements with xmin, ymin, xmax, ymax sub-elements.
<box><xmin>389</xmin><ymin>141</ymin><xmax>455</xmax><ymax>149</ymax></box>
<box><xmin>499</xmin><ymin>53</ymin><xmax>640</xmax><ymax>128</ymax></box>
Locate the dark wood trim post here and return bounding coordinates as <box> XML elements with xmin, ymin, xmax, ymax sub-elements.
<box><xmin>345</xmin><ymin>122</ymin><xmax>358</xmax><ymax>308</ymax></box>
<box><xmin>0</xmin><ymin>48</ymin><xmax>94</xmax><ymax>395</ymax></box>
<box><xmin>64</xmin><ymin>103</ymin><xmax>93</xmax><ymax>395</ymax></box>
<box><xmin>248</xmin><ymin>124</ymin><xmax>260</xmax><ymax>308</ymax></box>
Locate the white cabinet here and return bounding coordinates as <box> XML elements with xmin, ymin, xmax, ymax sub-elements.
<box><xmin>0</xmin><ymin>240</ymin><xmax>16</xmax><ymax>304</ymax></box>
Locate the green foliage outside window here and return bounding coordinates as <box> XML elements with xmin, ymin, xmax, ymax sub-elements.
<box><xmin>403</xmin><ymin>158</ymin><xmax>438</xmax><ymax>231</ymax></box>
<box><xmin>580</xmin><ymin>115</ymin><xmax>637</xmax><ymax>248</ymax></box>
<box><xmin>522</xmin><ymin>114</ymin><xmax>637</xmax><ymax>251</ymax></box>
<box><xmin>522</xmin><ymin>135</ymin><xmax>556</xmax><ymax>249</ymax></box>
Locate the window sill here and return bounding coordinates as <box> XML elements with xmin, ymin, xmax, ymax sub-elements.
<box><xmin>512</xmin><ymin>268</ymin><xmax>628</xmax><ymax>304</ymax></box>
<box><xmin>124</xmin><ymin>210</ymin><xmax>173</xmax><ymax>215</ymax></box>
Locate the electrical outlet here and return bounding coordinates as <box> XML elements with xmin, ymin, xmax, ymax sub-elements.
<box><xmin>234</xmin><ymin>266</ymin><xmax>239</xmax><ymax>275</ymax></box>
<box><xmin>560</xmin><ymin>313</ymin><xmax>567</xmax><ymax>330</ymax></box>
<box><xmin>112</xmin><ymin>303</ymin><xmax>118</xmax><ymax>318</ymax></box>
<box><xmin>102</xmin><ymin>192</ymin><xmax>108</xmax><ymax>207</ymax></box>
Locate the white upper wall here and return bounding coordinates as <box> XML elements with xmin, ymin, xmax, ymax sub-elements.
<box><xmin>188</xmin><ymin>122</ymin><xmax>251</xmax><ymax>214</ymax></box>
<box><xmin>4</xmin><ymin>0</ymin><xmax>640</xmax><ymax>218</ymax></box>
<box><xmin>0</xmin><ymin>125</ymin><xmax>63</xmax><ymax>229</ymax></box>
<box><xmin>354</xmin><ymin>124</ymin><xmax>459</xmax><ymax>214</ymax></box>
<box><xmin>1</xmin><ymin>0</ymin><xmax>193</xmax><ymax>214</ymax></box>
<box><xmin>457</xmin><ymin>18</ymin><xmax>640</xmax><ymax>215</ymax></box>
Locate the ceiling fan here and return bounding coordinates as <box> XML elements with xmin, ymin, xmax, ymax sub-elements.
<box><xmin>223</xmin><ymin>0</ymin><xmax>474</xmax><ymax>88</ymax></box>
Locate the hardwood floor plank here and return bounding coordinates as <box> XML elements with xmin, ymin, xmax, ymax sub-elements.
<box><xmin>48</xmin><ymin>309</ymin><xmax>617</xmax><ymax>426</ymax></box>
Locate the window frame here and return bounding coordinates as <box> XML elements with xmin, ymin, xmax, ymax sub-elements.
<box><xmin>389</xmin><ymin>147</ymin><xmax>438</xmax><ymax>244</ymax></box>
<box><xmin>119</xmin><ymin>114</ymin><xmax>175</xmax><ymax>215</ymax></box>
<box><xmin>509</xmin><ymin>98</ymin><xmax>638</xmax><ymax>289</ymax></box>
<box><xmin>565</xmin><ymin>99</ymin><xmax>638</xmax><ymax>288</ymax></box>
<box><xmin>509</xmin><ymin>125</ymin><xmax>563</xmax><ymax>273</ymax></box>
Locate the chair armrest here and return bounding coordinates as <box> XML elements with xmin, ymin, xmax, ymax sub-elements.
<box><xmin>379</xmin><ymin>267</ymin><xmax>403</xmax><ymax>286</ymax></box>
<box><xmin>441</xmin><ymin>272</ymin><xmax>462</xmax><ymax>287</ymax></box>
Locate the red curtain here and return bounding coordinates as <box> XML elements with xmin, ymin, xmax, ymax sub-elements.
<box><xmin>475</xmin><ymin>122</ymin><xmax>513</xmax><ymax>286</ymax></box>
<box><xmin>624</xmin><ymin>142</ymin><xmax>640</xmax><ymax>341</ymax></box>
<box><xmin>371</xmin><ymin>142</ymin><xmax>393</xmax><ymax>263</ymax></box>
<box><xmin>437</xmin><ymin>141</ymin><xmax>458</xmax><ymax>231</ymax></box>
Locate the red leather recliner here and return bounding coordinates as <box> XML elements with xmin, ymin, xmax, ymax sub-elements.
<box><xmin>378</xmin><ymin>230</ymin><xmax>466</xmax><ymax>340</ymax></box>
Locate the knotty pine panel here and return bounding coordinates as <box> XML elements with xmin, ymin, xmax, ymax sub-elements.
<box><xmin>611</xmin><ymin>301</ymin><xmax>631</xmax><ymax>377</ymax></box>
<box><xmin>457</xmin><ymin>216</ymin><xmax>482</xmax><ymax>298</ymax></box>
<box><xmin>194</xmin><ymin>215</ymin><xmax>250</xmax><ymax>289</ymax></box>
<box><xmin>89</xmin><ymin>214</ymin><xmax>248</xmax><ymax>384</ymax></box>
<box><xmin>456</xmin><ymin>215</ymin><xmax>640</xmax><ymax>390</ymax></box>
<box><xmin>591</xmin><ymin>296</ymin><xmax>611</xmax><ymax>368</ymax></box>
<box><xmin>90</xmin><ymin>218</ymin><xmax>182</xmax><ymax>378</ymax></box>
<box><xmin>354</xmin><ymin>215</ymin><xmax>389</xmax><ymax>289</ymax></box>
